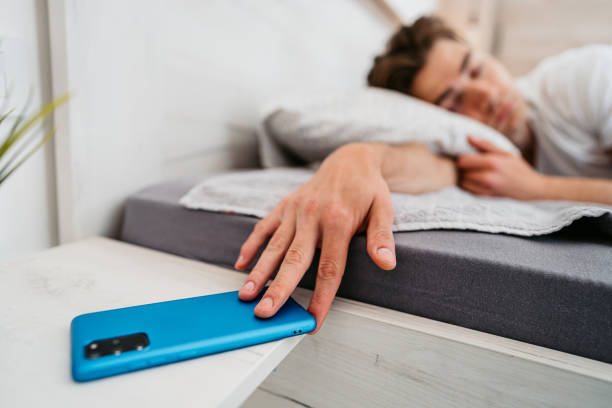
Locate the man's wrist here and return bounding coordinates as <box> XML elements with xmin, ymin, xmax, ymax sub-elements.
<box><xmin>532</xmin><ymin>174</ymin><xmax>555</xmax><ymax>200</ymax></box>
<box><xmin>332</xmin><ymin>142</ymin><xmax>388</xmax><ymax>174</ymax></box>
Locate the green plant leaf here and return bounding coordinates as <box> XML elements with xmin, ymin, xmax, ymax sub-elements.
<box><xmin>0</xmin><ymin>93</ymin><xmax>69</xmax><ymax>157</ymax></box>
<box><xmin>0</xmin><ymin>109</ymin><xmax>15</xmax><ymax>146</ymax></box>
<box><xmin>0</xmin><ymin>127</ymin><xmax>56</xmax><ymax>185</ymax></box>
<box><xmin>0</xmin><ymin>109</ymin><xmax>14</xmax><ymax>126</ymax></box>
<box><xmin>0</xmin><ymin>88</ymin><xmax>33</xmax><ymax>153</ymax></box>
<box><xmin>0</xmin><ymin>116</ymin><xmax>43</xmax><ymax>177</ymax></box>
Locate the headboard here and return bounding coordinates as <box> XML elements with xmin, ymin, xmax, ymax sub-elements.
<box><xmin>47</xmin><ymin>0</ymin><xmax>435</xmax><ymax>242</ymax></box>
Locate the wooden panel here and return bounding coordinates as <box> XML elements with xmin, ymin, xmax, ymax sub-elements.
<box><xmin>495</xmin><ymin>0</ymin><xmax>612</xmax><ymax>75</ymax></box>
<box><xmin>244</xmin><ymin>289</ymin><xmax>612</xmax><ymax>407</ymax></box>
<box><xmin>47</xmin><ymin>0</ymin><xmax>429</xmax><ymax>241</ymax></box>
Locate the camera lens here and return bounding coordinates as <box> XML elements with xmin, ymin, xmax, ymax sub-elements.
<box><xmin>85</xmin><ymin>332</ymin><xmax>149</xmax><ymax>359</ymax></box>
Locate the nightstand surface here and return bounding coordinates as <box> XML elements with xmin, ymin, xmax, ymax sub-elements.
<box><xmin>0</xmin><ymin>237</ymin><xmax>303</xmax><ymax>408</ymax></box>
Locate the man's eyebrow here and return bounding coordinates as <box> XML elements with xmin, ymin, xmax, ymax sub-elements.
<box><xmin>434</xmin><ymin>51</ymin><xmax>471</xmax><ymax>106</ymax></box>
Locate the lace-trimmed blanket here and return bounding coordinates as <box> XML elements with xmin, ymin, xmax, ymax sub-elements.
<box><xmin>180</xmin><ymin>168</ymin><xmax>612</xmax><ymax>237</ymax></box>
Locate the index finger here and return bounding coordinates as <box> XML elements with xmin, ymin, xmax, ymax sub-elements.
<box><xmin>254</xmin><ymin>207</ymin><xmax>320</xmax><ymax>319</ymax></box>
<box><xmin>456</xmin><ymin>154</ymin><xmax>495</xmax><ymax>170</ymax></box>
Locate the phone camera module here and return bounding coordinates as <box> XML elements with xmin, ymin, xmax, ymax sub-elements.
<box><xmin>85</xmin><ymin>333</ymin><xmax>149</xmax><ymax>359</ymax></box>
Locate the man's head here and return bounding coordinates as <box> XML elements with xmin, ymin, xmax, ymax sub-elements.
<box><xmin>368</xmin><ymin>16</ymin><xmax>531</xmax><ymax>151</ymax></box>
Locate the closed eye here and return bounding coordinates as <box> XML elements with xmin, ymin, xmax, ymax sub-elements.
<box><xmin>470</xmin><ymin>65</ymin><xmax>482</xmax><ymax>79</ymax></box>
<box><xmin>450</xmin><ymin>93</ymin><xmax>463</xmax><ymax>112</ymax></box>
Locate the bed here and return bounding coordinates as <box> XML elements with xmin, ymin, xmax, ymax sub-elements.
<box><xmin>118</xmin><ymin>175</ymin><xmax>612</xmax><ymax>406</ymax></box>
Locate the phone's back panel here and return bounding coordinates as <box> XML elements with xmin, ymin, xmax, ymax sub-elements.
<box><xmin>71</xmin><ymin>290</ymin><xmax>316</xmax><ymax>381</ymax></box>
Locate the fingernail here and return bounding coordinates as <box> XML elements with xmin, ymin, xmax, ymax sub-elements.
<box><xmin>242</xmin><ymin>281</ymin><xmax>254</xmax><ymax>292</ymax></box>
<box><xmin>377</xmin><ymin>247</ymin><xmax>395</xmax><ymax>263</ymax></box>
<box><xmin>258</xmin><ymin>297</ymin><xmax>273</xmax><ymax>310</ymax></box>
<box><xmin>236</xmin><ymin>255</ymin><xmax>244</xmax><ymax>265</ymax></box>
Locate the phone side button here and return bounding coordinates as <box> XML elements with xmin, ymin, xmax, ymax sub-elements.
<box><xmin>130</xmin><ymin>360</ymin><xmax>148</xmax><ymax>370</ymax></box>
<box><xmin>149</xmin><ymin>356</ymin><xmax>167</xmax><ymax>365</ymax></box>
<box><xmin>180</xmin><ymin>350</ymin><xmax>197</xmax><ymax>359</ymax></box>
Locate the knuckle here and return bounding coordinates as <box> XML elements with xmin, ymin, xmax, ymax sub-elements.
<box><xmin>324</xmin><ymin>204</ymin><xmax>352</xmax><ymax>226</ymax></box>
<box><xmin>290</xmin><ymin>194</ymin><xmax>304</xmax><ymax>209</ymax></box>
<box><xmin>284</xmin><ymin>247</ymin><xmax>306</xmax><ymax>266</ymax></box>
<box><xmin>278</xmin><ymin>196</ymin><xmax>290</xmax><ymax>207</ymax></box>
<box><xmin>317</xmin><ymin>258</ymin><xmax>342</xmax><ymax>281</ymax></box>
<box><xmin>239</xmin><ymin>241</ymin><xmax>253</xmax><ymax>254</ymax></box>
<box><xmin>480</xmin><ymin>174</ymin><xmax>495</xmax><ymax>188</ymax></box>
<box><xmin>487</xmin><ymin>174</ymin><xmax>500</xmax><ymax>187</ymax></box>
<box><xmin>327</xmin><ymin>218</ymin><xmax>352</xmax><ymax>236</ymax></box>
<box><xmin>378</xmin><ymin>199</ymin><xmax>395</xmax><ymax>218</ymax></box>
<box><xmin>264</xmin><ymin>284</ymin><xmax>288</xmax><ymax>304</ymax></box>
<box><xmin>253</xmin><ymin>220</ymin><xmax>267</xmax><ymax>234</ymax></box>
<box><xmin>370</xmin><ymin>228</ymin><xmax>393</xmax><ymax>246</ymax></box>
<box><xmin>265</xmin><ymin>235</ymin><xmax>286</xmax><ymax>253</ymax></box>
<box><xmin>305</xmin><ymin>198</ymin><xmax>319</xmax><ymax>213</ymax></box>
<box><xmin>489</xmin><ymin>157</ymin><xmax>502</xmax><ymax>170</ymax></box>
<box><xmin>249</xmin><ymin>267</ymin><xmax>268</xmax><ymax>282</ymax></box>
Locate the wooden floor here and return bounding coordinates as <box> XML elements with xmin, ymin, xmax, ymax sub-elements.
<box><xmin>244</xmin><ymin>288</ymin><xmax>612</xmax><ymax>408</ymax></box>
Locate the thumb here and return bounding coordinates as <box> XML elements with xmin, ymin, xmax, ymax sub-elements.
<box><xmin>467</xmin><ymin>135</ymin><xmax>507</xmax><ymax>154</ymax></box>
<box><xmin>366</xmin><ymin>193</ymin><xmax>396</xmax><ymax>270</ymax></box>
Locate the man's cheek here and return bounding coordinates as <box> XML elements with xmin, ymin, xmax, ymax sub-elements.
<box><xmin>460</xmin><ymin>108</ymin><xmax>488</xmax><ymax>126</ymax></box>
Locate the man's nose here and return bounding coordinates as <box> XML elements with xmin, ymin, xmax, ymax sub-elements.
<box><xmin>463</xmin><ymin>81</ymin><xmax>496</xmax><ymax>117</ymax></box>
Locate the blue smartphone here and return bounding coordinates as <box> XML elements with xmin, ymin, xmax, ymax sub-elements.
<box><xmin>70</xmin><ymin>290</ymin><xmax>316</xmax><ymax>382</ymax></box>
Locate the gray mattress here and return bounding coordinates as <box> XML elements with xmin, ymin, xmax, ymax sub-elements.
<box><xmin>120</xmin><ymin>176</ymin><xmax>612</xmax><ymax>363</ymax></box>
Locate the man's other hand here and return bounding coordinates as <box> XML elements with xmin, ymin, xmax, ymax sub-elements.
<box><xmin>457</xmin><ymin>135</ymin><xmax>544</xmax><ymax>199</ymax></box>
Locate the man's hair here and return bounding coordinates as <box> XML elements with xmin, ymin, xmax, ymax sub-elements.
<box><xmin>367</xmin><ymin>16</ymin><xmax>460</xmax><ymax>95</ymax></box>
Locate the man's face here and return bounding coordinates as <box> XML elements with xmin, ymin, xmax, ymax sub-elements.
<box><xmin>411</xmin><ymin>39</ymin><xmax>530</xmax><ymax>148</ymax></box>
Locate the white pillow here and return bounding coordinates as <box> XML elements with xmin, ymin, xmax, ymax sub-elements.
<box><xmin>258</xmin><ymin>87</ymin><xmax>519</xmax><ymax>168</ymax></box>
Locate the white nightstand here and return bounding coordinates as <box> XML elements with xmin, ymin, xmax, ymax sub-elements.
<box><xmin>3</xmin><ymin>237</ymin><xmax>611</xmax><ymax>407</ymax></box>
<box><xmin>0</xmin><ymin>237</ymin><xmax>304</xmax><ymax>408</ymax></box>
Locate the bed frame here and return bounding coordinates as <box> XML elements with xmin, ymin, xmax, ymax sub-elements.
<box><xmin>245</xmin><ymin>288</ymin><xmax>612</xmax><ymax>407</ymax></box>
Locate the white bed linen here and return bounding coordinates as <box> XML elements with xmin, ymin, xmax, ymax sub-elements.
<box><xmin>180</xmin><ymin>168</ymin><xmax>612</xmax><ymax>236</ymax></box>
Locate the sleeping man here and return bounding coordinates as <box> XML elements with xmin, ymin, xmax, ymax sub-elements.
<box><xmin>368</xmin><ymin>16</ymin><xmax>612</xmax><ymax>203</ymax></box>
<box><xmin>235</xmin><ymin>16</ymin><xmax>612</xmax><ymax>333</ymax></box>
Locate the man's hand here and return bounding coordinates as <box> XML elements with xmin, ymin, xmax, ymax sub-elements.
<box><xmin>457</xmin><ymin>135</ymin><xmax>544</xmax><ymax>199</ymax></box>
<box><xmin>235</xmin><ymin>143</ymin><xmax>396</xmax><ymax>333</ymax></box>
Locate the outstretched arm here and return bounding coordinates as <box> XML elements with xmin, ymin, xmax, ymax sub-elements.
<box><xmin>535</xmin><ymin>175</ymin><xmax>612</xmax><ymax>205</ymax></box>
<box><xmin>380</xmin><ymin>143</ymin><xmax>457</xmax><ymax>194</ymax></box>
<box><xmin>235</xmin><ymin>142</ymin><xmax>455</xmax><ymax>333</ymax></box>
<box><xmin>457</xmin><ymin>136</ymin><xmax>612</xmax><ymax>205</ymax></box>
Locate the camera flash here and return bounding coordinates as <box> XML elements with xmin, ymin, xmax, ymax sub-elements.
<box><xmin>90</xmin><ymin>343</ymin><xmax>98</xmax><ymax>350</ymax></box>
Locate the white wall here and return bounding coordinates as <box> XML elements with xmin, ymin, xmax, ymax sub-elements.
<box><xmin>0</xmin><ymin>0</ymin><xmax>437</xmax><ymax>260</ymax></box>
<box><xmin>495</xmin><ymin>0</ymin><xmax>612</xmax><ymax>75</ymax></box>
<box><xmin>49</xmin><ymin>0</ymin><xmax>438</xmax><ymax>242</ymax></box>
<box><xmin>0</xmin><ymin>0</ymin><xmax>57</xmax><ymax>262</ymax></box>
